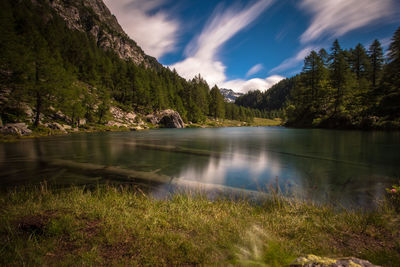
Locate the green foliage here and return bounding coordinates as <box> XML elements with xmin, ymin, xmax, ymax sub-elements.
<box><xmin>237</xmin><ymin>28</ymin><xmax>400</xmax><ymax>129</ymax></box>
<box><xmin>209</xmin><ymin>85</ymin><xmax>225</xmax><ymax>119</ymax></box>
<box><xmin>0</xmin><ymin>0</ymin><xmax>252</xmax><ymax>127</ymax></box>
<box><xmin>386</xmin><ymin>184</ymin><xmax>400</xmax><ymax>212</ymax></box>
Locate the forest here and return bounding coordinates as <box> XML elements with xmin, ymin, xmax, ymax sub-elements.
<box><xmin>236</xmin><ymin>27</ymin><xmax>400</xmax><ymax>129</ymax></box>
<box><xmin>0</xmin><ymin>0</ymin><xmax>258</xmax><ymax>128</ymax></box>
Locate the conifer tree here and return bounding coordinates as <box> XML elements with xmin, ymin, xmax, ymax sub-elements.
<box><xmin>209</xmin><ymin>85</ymin><xmax>225</xmax><ymax>119</ymax></box>
<box><xmin>368</xmin><ymin>40</ymin><xmax>384</xmax><ymax>88</ymax></box>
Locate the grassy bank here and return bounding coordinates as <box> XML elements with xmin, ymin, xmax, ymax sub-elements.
<box><xmin>1</xmin><ymin>185</ymin><xmax>399</xmax><ymax>266</ymax></box>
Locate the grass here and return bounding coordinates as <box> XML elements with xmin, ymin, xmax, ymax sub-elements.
<box><xmin>1</xmin><ymin>185</ymin><xmax>399</xmax><ymax>266</ymax></box>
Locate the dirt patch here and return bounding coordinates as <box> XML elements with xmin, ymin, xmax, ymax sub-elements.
<box><xmin>332</xmin><ymin>226</ymin><xmax>398</xmax><ymax>255</ymax></box>
<box><xmin>16</xmin><ymin>210</ymin><xmax>58</xmax><ymax>234</ymax></box>
<box><xmin>100</xmin><ymin>240</ymin><xmax>135</xmax><ymax>263</ymax></box>
<box><xmin>78</xmin><ymin>218</ymin><xmax>101</xmax><ymax>238</ymax></box>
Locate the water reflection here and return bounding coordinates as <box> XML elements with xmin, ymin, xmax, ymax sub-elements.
<box><xmin>0</xmin><ymin>127</ymin><xmax>399</xmax><ymax>207</ymax></box>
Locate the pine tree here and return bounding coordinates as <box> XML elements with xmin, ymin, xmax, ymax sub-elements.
<box><xmin>368</xmin><ymin>40</ymin><xmax>384</xmax><ymax>88</ymax></box>
<box><xmin>328</xmin><ymin>40</ymin><xmax>353</xmax><ymax>114</ymax></box>
<box><xmin>302</xmin><ymin>50</ymin><xmax>327</xmax><ymax>111</ymax></box>
<box><xmin>209</xmin><ymin>85</ymin><xmax>225</xmax><ymax>119</ymax></box>
<box><xmin>350</xmin><ymin>44</ymin><xmax>370</xmax><ymax>82</ymax></box>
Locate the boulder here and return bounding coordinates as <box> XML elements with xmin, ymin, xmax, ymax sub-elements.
<box><xmin>156</xmin><ymin>109</ymin><xmax>185</xmax><ymax>128</ymax></box>
<box><xmin>146</xmin><ymin>114</ymin><xmax>159</xmax><ymax>125</ymax></box>
<box><xmin>0</xmin><ymin>123</ymin><xmax>32</xmax><ymax>136</ymax></box>
<box><xmin>290</xmin><ymin>255</ymin><xmax>380</xmax><ymax>267</ymax></box>
<box><xmin>109</xmin><ymin>106</ymin><xmax>137</xmax><ymax>124</ymax></box>
<box><xmin>62</xmin><ymin>124</ymin><xmax>72</xmax><ymax>130</ymax></box>
<box><xmin>78</xmin><ymin>118</ymin><xmax>86</xmax><ymax>126</ymax></box>
<box><xmin>47</xmin><ymin>122</ymin><xmax>67</xmax><ymax>133</ymax></box>
<box><xmin>106</xmin><ymin>121</ymin><xmax>127</xmax><ymax>128</ymax></box>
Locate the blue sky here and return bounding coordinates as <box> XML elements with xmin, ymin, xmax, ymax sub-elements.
<box><xmin>104</xmin><ymin>0</ymin><xmax>400</xmax><ymax>93</ymax></box>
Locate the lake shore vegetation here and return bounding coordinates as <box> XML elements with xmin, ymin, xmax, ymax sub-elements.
<box><xmin>236</xmin><ymin>27</ymin><xmax>400</xmax><ymax>130</ymax></box>
<box><xmin>1</xmin><ymin>184</ymin><xmax>399</xmax><ymax>266</ymax></box>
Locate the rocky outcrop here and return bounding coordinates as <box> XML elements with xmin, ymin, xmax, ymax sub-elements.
<box><xmin>39</xmin><ymin>0</ymin><xmax>160</xmax><ymax>68</ymax></box>
<box><xmin>290</xmin><ymin>255</ymin><xmax>380</xmax><ymax>267</ymax></box>
<box><xmin>46</xmin><ymin>122</ymin><xmax>68</xmax><ymax>133</ymax></box>
<box><xmin>0</xmin><ymin>123</ymin><xmax>32</xmax><ymax>136</ymax></box>
<box><xmin>146</xmin><ymin>109</ymin><xmax>184</xmax><ymax>128</ymax></box>
<box><xmin>106</xmin><ymin>106</ymin><xmax>147</xmax><ymax>130</ymax></box>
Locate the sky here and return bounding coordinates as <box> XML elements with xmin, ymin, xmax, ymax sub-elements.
<box><xmin>104</xmin><ymin>0</ymin><xmax>400</xmax><ymax>93</ymax></box>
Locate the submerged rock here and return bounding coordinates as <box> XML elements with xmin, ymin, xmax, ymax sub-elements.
<box><xmin>290</xmin><ymin>254</ymin><xmax>380</xmax><ymax>267</ymax></box>
<box><xmin>0</xmin><ymin>123</ymin><xmax>32</xmax><ymax>136</ymax></box>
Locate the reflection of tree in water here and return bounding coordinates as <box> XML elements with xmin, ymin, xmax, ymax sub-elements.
<box><xmin>0</xmin><ymin>128</ymin><xmax>399</xmax><ymax>208</ymax></box>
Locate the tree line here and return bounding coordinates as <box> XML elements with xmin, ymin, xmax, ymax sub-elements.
<box><xmin>236</xmin><ymin>27</ymin><xmax>400</xmax><ymax>129</ymax></box>
<box><xmin>0</xmin><ymin>0</ymin><xmax>258</xmax><ymax>127</ymax></box>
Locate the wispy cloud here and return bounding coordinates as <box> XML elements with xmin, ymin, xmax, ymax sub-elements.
<box><xmin>269</xmin><ymin>46</ymin><xmax>316</xmax><ymax>74</ymax></box>
<box><xmin>246</xmin><ymin>64</ymin><xmax>264</xmax><ymax>77</ymax></box>
<box><xmin>299</xmin><ymin>0</ymin><xmax>396</xmax><ymax>44</ymax></box>
<box><xmin>104</xmin><ymin>0</ymin><xmax>179</xmax><ymax>58</ymax></box>
<box><xmin>221</xmin><ymin>75</ymin><xmax>285</xmax><ymax>94</ymax></box>
<box><xmin>380</xmin><ymin>37</ymin><xmax>392</xmax><ymax>49</ymax></box>
<box><xmin>170</xmin><ymin>0</ymin><xmax>275</xmax><ymax>90</ymax></box>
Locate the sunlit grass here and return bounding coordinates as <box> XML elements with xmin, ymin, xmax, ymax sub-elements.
<box><xmin>0</xmin><ymin>184</ymin><xmax>399</xmax><ymax>266</ymax></box>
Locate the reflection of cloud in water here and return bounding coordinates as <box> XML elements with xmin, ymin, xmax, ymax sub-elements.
<box><xmin>178</xmin><ymin>151</ymin><xmax>284</xmax><ymax>190</ymax></box>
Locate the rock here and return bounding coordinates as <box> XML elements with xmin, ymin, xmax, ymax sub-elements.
<box><xmin>0</xmin><ymin>123</ymin><xmax>32</xmax><ymax>136</ymax></box>
<box><xmin>157</xmin><ymin>110</ymin><xmax>185</xmax><ymax>128</ymax></box>
<box><xmin>130</xmin><ymin>126</ymin><xmax>143</xmax><ymax>131</ymax></box>
<box><xmin>106</xmin><ymin>121</ymin><xmax>130</xmax><ymax>128</ymax></box>
<box><xmin>290</xmin><ymin>255</ymin><xmax>380</xmax><ymax>267</ymax></box>
<box><xmin>47</xmin><ymin>122</ymin><xmax>67</xmax><ymax>133</ymax></box>
<box><xmin>62</xmin><ymin>124</ymin><xmax>72</xmax><ymax>130</ymax></box>
<box><xmin>109</xmin><ymin>106</ymin><xmax>137</xmax><ymax>125</ymax></box>
<box><xmin>78</xmin><ymin>118</ymin><xmax>86</xmax><ymax>126</ymax></box>
<box><xmin>146</xmin><ymin>114</ymin><xmax>159</xmax><ymax>125</ymax></box>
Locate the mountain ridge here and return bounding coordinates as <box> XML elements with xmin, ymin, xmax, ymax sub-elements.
<box><xmin>39</xmin><ymin>0</ymin><xmax>160</xmax><ymax>69</ymax></box>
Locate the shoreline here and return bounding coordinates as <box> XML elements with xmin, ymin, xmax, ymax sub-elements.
<box><xmin>0</xmin><ymin>117</ymin><xmax>282</xmax><ymax>143</ymax></box>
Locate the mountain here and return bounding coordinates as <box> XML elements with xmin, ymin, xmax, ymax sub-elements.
<box><xmin>0</xmin><ymin>0</ymin><xmax>257</xmax><ymax>132</ymax></box>
<box><xmin>219</xmin><ymin>88</ymin><xmax>243</xmax><ymax>103</ymax></box>
<box><xmin>235</xmin><ymin>76</ymin><xmax>297</xmax><ymax>111</ymax></box>
<box><xmin>38</xmin><ymin>0</ymin><xmax>160</xmax><ymax>69</ymax></box>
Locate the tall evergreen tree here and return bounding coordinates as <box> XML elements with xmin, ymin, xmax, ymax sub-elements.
<box><xmin>209</xmin><ymin>85</ymin><xmax>225</xmax><ymax>119</ymax></box>
<box><xmin>350</xmin><ymin>44</ymin><xmax>370</xmax><ymax>82</ymax></box>
<box><xmin>328</xmin><ymin>40</ymin><xmax>353</xmax><ymax>114</ymax></box>
<box><xmin>368</xmin><ymin>40</ymin><xmax>384</xmax><ymax>88</ymax></box>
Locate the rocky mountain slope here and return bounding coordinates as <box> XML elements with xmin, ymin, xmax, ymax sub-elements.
<box><xmin>41</xmin><ymin>0</ymin><xmax>160</xmax><ymax>69</ymax></box>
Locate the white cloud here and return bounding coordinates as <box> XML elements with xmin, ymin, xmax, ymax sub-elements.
<box><xmin>299</xmin><ymin>0</ymin><xmax>396</xmax><ymax>44</ymax></box>
<box><xmin>221</xmin><ymin>75</ymin><xmax>285</xmax><ymax>94</ymax></box>
<box><xmin>380</xmin><ymin>37</ymin><xmax>392</xmax><ymax>49</ymax></box>
<box><xmin>170</xmin><ymin>0</ymin><xmax>275</xmax><ymax>90</ymax></box>
<box><xmin>269</xmin><ymin>46</ymin><xmax>316</xmax><ymax>73</ymax></box>
<box><xmin>246</xmin><ymin>64</ymin><xmax>264</xmax><ymax>77</ymax></box>
<box><xmin>104</xmin><ymin>0</ymin><xmax>179</xmax><ymax>58</ymax></box>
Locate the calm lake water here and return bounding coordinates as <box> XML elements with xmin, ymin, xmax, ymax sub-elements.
<box><xmin>1</xmin><ymin>127</ymin><xmax>399</xmax><ymax>207</ymax></box>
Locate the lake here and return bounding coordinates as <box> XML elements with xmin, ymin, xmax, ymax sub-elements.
<box><xmin>1</xmin><ymin>127</ymin><xmax>399</xmax><ymax>207</ymax></box>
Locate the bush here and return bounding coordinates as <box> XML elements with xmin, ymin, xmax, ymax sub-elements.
<box><xmin>386</xmin><ymin>184</ymin><xmax>400</xmax><ymax>212</ymax></box>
